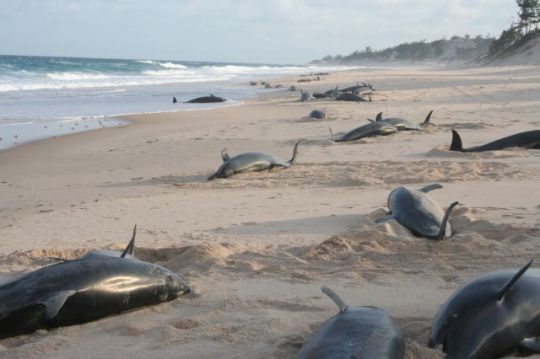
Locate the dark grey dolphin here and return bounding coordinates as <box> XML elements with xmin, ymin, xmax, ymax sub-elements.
<box><xmin>381</xmin><ymin>184</ymin><xmax>459</xmax><ymax>239</ymax></box>
<box><xmin>313</xmin><ymin>86</ymin><xmax>341</xmax><ymax>99</ymax></box>
<box><xmin>0</xmin><ymin>227</ymin><xmax>190</xmax><ymax>338</ymax></box>
<box><xmin>300</xmin><ymin>90</ymin><xmax>314</xmax><ymax>102</ymax></box>
<box><xmin>429</xmin><ymin>259</ymin><xmax>540</xmax><ymax>358</ymax></box>
<box><xmin>342</xmin><ymin>82</ymin><xmax>374</xmax><ymax>93</ymax></box>
<box><xmin>374</xmin><ymin>110</ymin><xmax>433</xmax><ymax>131</ymax></box>
<box><xmin>308</xmin><ymin>109</ymin><xmax>326</xmax><ymax>119</ymax></box>
<box><xmin>298</xmin><ymin>286</ymin><xmax>404</xmax><ymax>359</ymax></box>
<box><xmin>449</xmin><ymin>129</ymin><xmax>540</xmax><ymax>152</ymax></box>
<box><xmin>335</xmin><ymin>92</ymin><xmax>371</xmax><ymax>102</ymax></box>
<box><xmin>185</xmin><ymin>94</ymin><xmax>225</xmax><ymax>103</ymax></box>
<box><xmin>208</xmin><ymin>140</ymin><xmax>302</xmax><ymax>180</ymax></box>
<box><xmin>330</xmin><ymin>121</ymin><xmax>397</xmax><ymax>142</ymax></box>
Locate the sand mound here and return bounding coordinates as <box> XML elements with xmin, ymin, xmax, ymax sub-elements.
<box><xmin>164</xmin><ymin>160</ymin><xmax>532</xmax><ymax>190</ymax></box>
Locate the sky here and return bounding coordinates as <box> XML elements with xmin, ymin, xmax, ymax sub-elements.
<box><xmin>0</xmin><ymin>0</ymin><xmax>518</xmax><ymax>64</ymax></box>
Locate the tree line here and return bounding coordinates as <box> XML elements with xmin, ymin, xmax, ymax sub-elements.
<box><xmin>488</xmin><ymin>0</ymin><xmax>540</xmax><ymax>58</ymax></box>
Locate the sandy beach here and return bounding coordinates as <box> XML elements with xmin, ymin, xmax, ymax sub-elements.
<box><xmin>0</xmin><ymin>65</ymin><xmax>539</xmax><ymax>358</ymax></box>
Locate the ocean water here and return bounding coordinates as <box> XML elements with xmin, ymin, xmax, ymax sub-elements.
<box><xmin>0</xmin><ymin>55</ymin><xmax>344</xmax><ymax>150</ymax></box>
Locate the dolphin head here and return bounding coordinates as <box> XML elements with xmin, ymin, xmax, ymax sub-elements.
<box><xmin>165</xmin><ymin>271</ymin><xmax>191</xmax><ymax>297</ymax></box>
<box><xmin>429</xmin><ymin>273</ymin><xmax>521</xmax><ymax>358</ymax></box>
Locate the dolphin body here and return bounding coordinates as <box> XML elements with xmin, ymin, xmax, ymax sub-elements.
<box><xmin>334</xmin><ymin>92</ymin><xmax>370</xmax><ymax>102</ymax></box>
<box><xmin>449</xmin><ymin>129</ymin><xmax>540</xmax><ymax>152</ymax></box>
<box><xmin>185</xmin><ymin>94</ymin><xmax>225</xmax><ymax>103</ymax></box>
<box><xmin>375</xmin><ymin>110</ymin><xmax>433</xmax><ymax>131</ymax></box>
<box><xmin>298</xmin><ymin>287</ymin><xmax>404</xmax><ymax>359</ymax></box>
<box><xmin>0</xmin><ymin>227</ymin><xmax>190</xmax><ymax>338</ymax></box>
<box><xmin>429</xmin><ymin>260</ymin><xmax>540</xmax><ymax>358</ymax></box>
<box><xmin>208</xmin><ymin>140</ymin><xmax>301</xmax><ymax>180</ymax></box>
<box><xmin>330</xmin><ymin>121</ymin><xmax>397</xmax><ymax>142</ymax></box>
<box><xmin>381</xmin><ymin>184</ymin><xmax>458</xmax><ymax>240</ymax></box>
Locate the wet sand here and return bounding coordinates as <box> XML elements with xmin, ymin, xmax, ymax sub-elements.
<box><xmin>0</xmin><ymin>66</ymin><xmax>539</xmax><ymax>358</ymax></box>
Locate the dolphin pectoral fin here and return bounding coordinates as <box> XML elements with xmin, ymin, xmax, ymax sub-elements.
<box><xmin>321</xmin><ymin>287</ymin><xmax>348</xmax><ymax>313</ymax></box>
<box><xmin>449</xmin><ymin>130</ymin><xmax>464</xmax><ymax>152</ymax></box>
<box><xmin>497</xmin><ymin>259</ymin><xmax>534</xmax><ymax>301</ymax></box>
<box><xmin>40</xmin><ymin>290</ymin><xmax>76</xmax><ymax>319</ymax></box>
<box><xmin>519</xmin><ymin>338</ymin><xmax>540</xmax><ymax>354</ymax></box>
<box><xmin>366</xmin><ymin>118</ymin><xmax>374</xmax><ymax>123</ymax></box>
<box><xmin>437</xmin><ymin>201</ymin><xmax>459</xmax><ymax>240</ymax></box>
<box><xmin>419</xmin><ymin>183</ymin><xmax>443</xmax><ymax>193</ymax></box>
<box><xmin>121</xmin><ymin>225</ymin><xmax>137</xmax><ymax>258</ymax></box>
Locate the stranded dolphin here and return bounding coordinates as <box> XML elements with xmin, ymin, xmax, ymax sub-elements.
<box><xmin>374</xmin><ymin>110</ymin><xmax>433</xmax><ymax>131</ymax></box>
<box><xmin>208</xmin><ymin>140</ymin><xmax>302</xmax><ymax>180</ymax></box>
<box><xmin>298</xmin><ymin>286</ymin><xmax>404</xmax><ymax>359</ymax></box>
<box><xmin>330</xmin><ymin>121</ymin><xmax>397</xmax><ymax>142</ymax></box>
<box><xmin>449</xmin><ymin>129</ymin><xmax>540</xmax><ymax>152</ymax></box>
<box><xmin>0</xmin><ymin>226</ymin><xmax>190</xmax><ymax>339</ymax></box>
<box><xmin>429</xmin><ymin>259</ymin><xmax>540</xmax><ymax>358</ymax></box>
<box><xmin>185</xmin><ymin>94</ymin><xmax>226</xmax><ymax>103</ymax></box>
<box><xmin>380</xmin><ymin>184</ymin><xmax>459</xmax><ymax>240</ymax></box>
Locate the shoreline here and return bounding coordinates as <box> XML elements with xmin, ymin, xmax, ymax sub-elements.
<box><xmin>0</xmin><ymin>65</ymin><xmax>539</xmax><ymax>358</ymax></box>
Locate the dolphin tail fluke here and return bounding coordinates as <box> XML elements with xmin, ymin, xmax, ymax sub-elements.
<box><xmin>328</xmin><ymin>126</ymin><xmax>336</xmax><ymax>142</ymax></box>
<box><xmin>321</xmin><ymin>286</ymin><xmax>348</xmax><ymax>313</ymax></box>
<box><xmin>497</xmin><ymin>259</ymin><xmax>533</xmax><ymax>301</ymax></box>
<box><xmin>121</xmin><ymin>225</ymin><xmax>137</xmax><ymax>258</ymax></box>
<box><xmin>437</xmin><ymin>201</ymin><xmax>459</xmax><ymax>240</ymax></box>
<box><xmin>288</xmin><ymin>139</ymin><xmax>302</xmax><ymax>165</ymax></box>
<box><xmin>376</xmin><ymin>112</ymin><xmax>383</xmax><ymax>122</ymax></box>
<box><xmin>421</xmin><ymin>110</ymin><xmax>434</xmax><ymax>127</ymax></box>
<box><xmin>221</xmin><ymin>148</ymin><xmax>230</xmax><ymax>162</ymax></box>
<box><xmin>449</xmin><ymin>130</ymin><xmax>464</xmax><ymax>152</ymax></box>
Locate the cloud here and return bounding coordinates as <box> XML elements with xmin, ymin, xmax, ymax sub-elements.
<box><xmin>0</xmin><ymin>0</ymin><xmax>518</xmax><ymax>63</ymax></box>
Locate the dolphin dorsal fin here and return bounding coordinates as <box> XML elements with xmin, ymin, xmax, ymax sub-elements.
<box><xmin>497</xmin><ymin>260</ymin><xmax>533</xmax><ymax>301</ymax></box>
<box><xmin>421</xmin><ymin>110</ymin><xmax>434</xmax><ymax>127</ymax></box>
<box><xmin>376</xmin><ymin>112</ymin><xmax>383</xmax><ymax>122</ymax></box>
<box><xmin>221</xmin><ymin>148</ymin><xmax>230</xmax><ymax>162</ymax></box>
<box><xmin>450</xmin><ymin>130</ymin><xmax>464</xmax><ymax>152</ymax></box>
<box><xmin>321</xmin><ymin>286</ymin><xmax>348</xmax><ymax>313</ymax></box>
<box><xmin>120</xmin><ymin>225</ymin><xmax>137</xmax><ymax>258</ymax></box>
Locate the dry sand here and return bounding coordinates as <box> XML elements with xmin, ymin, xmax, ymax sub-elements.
<box><xmin>0</xmin><ymin>66</ymin><xmax>539</xmax><ymax>358</ymax></box>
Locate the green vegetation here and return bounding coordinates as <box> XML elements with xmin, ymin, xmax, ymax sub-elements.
<box><xmin>313</xmin><ymin>1</ymin><xmax>540</xmax><ymax>65</ymax></box>
<box><xmin>312</xmin><ymin>35</ymin><xmax>494</xmax><ymax>65</ymax></box>
<box><xmin>487</xmin><ymin>0</ymin><xmax>540</xmax><ymax>59</ymax></box>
